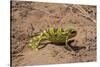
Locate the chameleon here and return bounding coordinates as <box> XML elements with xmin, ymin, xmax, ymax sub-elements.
<box><xmin>28</xmin><ymin>27</ymin><xmax>77</xmax><ymax>51</ymax></box>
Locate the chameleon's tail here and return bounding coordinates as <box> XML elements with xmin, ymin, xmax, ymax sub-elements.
<box><xmin>28</xmin><ymin>36</ymin><xmax>39</xmax><ymax>49</ymax></box>
<box><xmin>28</xmin><ymin>33</ymin><xmax>46</xmax><ymax>49</ymax></box>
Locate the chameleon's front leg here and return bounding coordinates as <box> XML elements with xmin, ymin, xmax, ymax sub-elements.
<box><xmin>64</xmin><ymin>37</ymin><xmax>74</xmax><ymax>51</ymax></box>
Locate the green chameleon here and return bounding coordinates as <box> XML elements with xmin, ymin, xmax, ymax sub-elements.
<box><xmin>29</xmin><ymin>27</ymin><xmax>77</xmax><ymax>51</ymax></box>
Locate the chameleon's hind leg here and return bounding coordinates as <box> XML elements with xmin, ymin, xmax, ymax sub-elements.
<box><xmin>37</xmin><ymin>42</ymin><xmax>48</xmax><ymax>49</ymax></box>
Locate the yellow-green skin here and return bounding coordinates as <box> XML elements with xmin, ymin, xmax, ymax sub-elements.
<box><xmin>29</xmin><ymin>27</ymin><xmax>77</xmax><ymax>51</ymax></box>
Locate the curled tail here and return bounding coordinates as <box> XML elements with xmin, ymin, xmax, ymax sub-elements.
<box><xmin>28</xmin><ymin>36</ymin><xmax>40</xmax><ymax>49</ymax></box>
<box><xmin>28</xmin><ymin>33</ymin><xmax>46</xmax><ymax>49</ymax></box>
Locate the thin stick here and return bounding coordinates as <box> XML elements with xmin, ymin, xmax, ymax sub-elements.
<box><xmin>73</xmin><ymin>5</ymin><xmax>96</xmax><ymax>23</ymax></box>
<box><xmin>63</xmin><ymin>4</ymin><xmax>96</xmax><ymax>23</ymax></box>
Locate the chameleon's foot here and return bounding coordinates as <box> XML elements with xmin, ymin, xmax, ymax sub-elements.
<box><xmin>64</xmin><ymin>46</ymin><xmax>76</xmax><ymax>54</ymax></box>
<box><xmin>64</xmin><ymin>45</ymin><xmax>74</xmax><ymax>52</ymax></box>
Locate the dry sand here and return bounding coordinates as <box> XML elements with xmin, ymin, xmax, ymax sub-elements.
<box><xmin>11</xmin><ymin>1</ymin><xmax>96</xmax><ymax>66</ymax></box>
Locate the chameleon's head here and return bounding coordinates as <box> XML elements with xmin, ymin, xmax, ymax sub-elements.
<box><xmin>66</xmin><ymin>28</ymin><xmax>77</xmax><ymax>39</ymax></box>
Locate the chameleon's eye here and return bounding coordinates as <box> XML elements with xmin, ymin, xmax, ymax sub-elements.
<box><xmin>71</xmin><ymin>31</ymin><xmax>76</xmax><ymax>34</ymax></box>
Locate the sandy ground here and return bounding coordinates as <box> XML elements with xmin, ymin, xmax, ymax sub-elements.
<box><xmin>11</xmin><ymin>1</ymin><xmax>96</xmax><ymax>66</ymax></box>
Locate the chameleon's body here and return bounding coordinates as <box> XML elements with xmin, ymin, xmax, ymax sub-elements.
<box><xmin>29</xmin><ymin>27</ymin><xmax>77</xmax><ymax>51</ymax></box>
